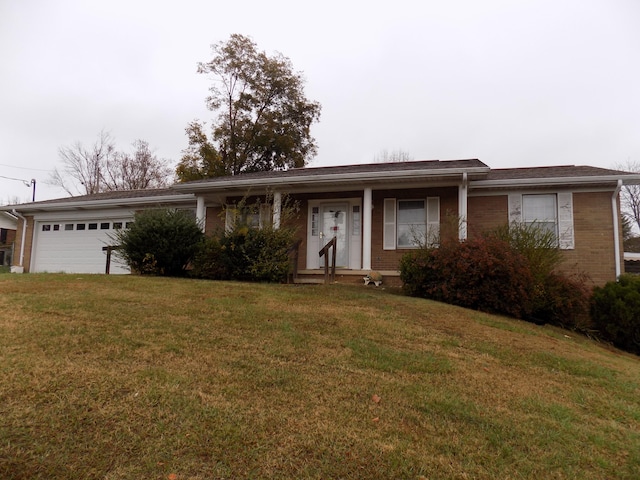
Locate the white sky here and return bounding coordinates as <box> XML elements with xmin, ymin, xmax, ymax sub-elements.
<box><xmin>1</xmin><ymin>0</ymin><xmax>639</xmax><ymax>203</ymax></box>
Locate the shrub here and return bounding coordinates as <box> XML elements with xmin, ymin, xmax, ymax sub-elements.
<box><xmin>532</xmin><ymin>272</ymin><xmax>593</xmax><ymax>330</ymax></box>
<box><xmin>112</xmin><ymin>208</ymin><xmax>203</xmax><ymax>277</ymax></box>
<box><xmin>401</xmin><ymin>236</ymin><xmax>535</xmax><ymax>318</ymax></box>
<box><xmin>192</xmin><ymin>195</ymin><xmax>299</xmax><ymax>283</ymax></box>
<box><xmin>591</xmin><ymin>274</ymin><xmax>640</xmax><ymax>355</ymax></box>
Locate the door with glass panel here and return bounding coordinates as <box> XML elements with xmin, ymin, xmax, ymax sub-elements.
<box><xmin>319</xmin><ymin>204</ymin><xmax>349</xmax><ymax>267</ymax></box>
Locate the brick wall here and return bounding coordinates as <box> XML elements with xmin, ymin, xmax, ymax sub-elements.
<box><xmin>370</xmin><ymin>187</ymin><xmax>458</xmax><ymax>271</ymax></box>
<box><xmin>467</xmin><ymin>191</ymin><xmax>620</xmax><ymax>286</ymax></box>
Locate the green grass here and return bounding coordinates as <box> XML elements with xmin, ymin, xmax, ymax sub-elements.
<box><xmin>1</xmin><ymin>274</ymin><xmax>639</xmax><ymax>479</ymax></box>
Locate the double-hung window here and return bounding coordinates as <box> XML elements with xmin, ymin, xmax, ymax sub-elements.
<box><xmin>509</xmin><ymin>192</ymin><xmax>574</xmax><ymax>249</ymax></box>
<box><xmin>384</xmin><ymin>197</ymin><xmax>440</xmax><ymax>249</ymax></box>
<box><xmin>522</xmin><ymin>194</ymin><xmax>558</xmax><ymax>238</ymax></box>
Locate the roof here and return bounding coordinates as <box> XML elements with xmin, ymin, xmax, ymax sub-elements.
<box><xmin>1</xmin><ymin>188</ymin><xmax>195</xmax><ymax>214</ymax></box>
<box><xmin>176</xmin><ymin>159</ymin><xmax>490</xmax><ymax>187</ymax></box>
<box><xmin>3</xmin><ymin>161</ymin><xmax>639</xmax><ymax>213</ymax></box>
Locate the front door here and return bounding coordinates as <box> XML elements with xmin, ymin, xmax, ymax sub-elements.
<box><xmin>320</xmin><ymin>204</ymin><xmax>348</xmax><ymax>268</ymax></box>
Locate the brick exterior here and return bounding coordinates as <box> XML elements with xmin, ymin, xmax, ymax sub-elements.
<box><xmin>467</xmin><ymin>191</ymin><xmax>620</xmax><ymax>286</ymax></box>
<box><xmin>202</xmin><ymin>188</ymin><xmax>621</xmax><ymax>286</ymax></box>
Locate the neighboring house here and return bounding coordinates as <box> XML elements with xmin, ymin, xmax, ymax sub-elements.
<box><xmin>0</xmin><ymin>211</ymin><xmax>18</xmax><ymax>267</ymax></box>
<box><xmin>2</xmin><ymin>159</ymin><xmax>639</xmax><ymax>285</ymax></box>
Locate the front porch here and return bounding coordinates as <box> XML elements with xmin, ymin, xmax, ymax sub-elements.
<box><xmin>292</xmin><ymin>269</ymin><xmax>402</xmax><ymax>287</ymax></box>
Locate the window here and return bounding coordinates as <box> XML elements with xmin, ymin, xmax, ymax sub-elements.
<box><xmin>384</xmin><ymin>197</ymin><xmax>440</xmax><ymax>249</ymax></box>
<box><xmin>311</xmin><ymin>207</ymin><xmax>319</xmax><ymax>236</ymax></box>
<box><xmin>352</xmin><ymin>205</ymin><xmax>360</xmax><ymax>236</ymax></box>
<box><xmin>225</xmin><ymin>204</ymin><xmax>272</xmax><ymax>231</ymax></box>
<box><xmin>0</xmin><ymin>229</ymin><xmax>7</xmax><ymax>243</ymax></box>
<box><xmin>508</xmin><ymin>192</ymin><xmax>574</xmax><ymax>249</ymax></box>
<box><xmin>76</xmin><ymin>224</ymin><xmax>86</xmax><ymax>230</ymax></box>
<box><xmin>42</xmin><ymin>224</ymin><xmax>51</xmax><ymax>232</ymax></box>
<box><xmin>398</xmin><ymin>200</ymin><xmax>426</xmax><ymax>248</ymax></box>
<box><xmin>100</xmin><ymin>223</ymin><xmax>110</xmax><ymax>230</ymax></box>
<box><xmin>88</xmin><ymin>223</ymin><xmax>98</xmax><ymax>230</ymax></box>
<box><xmin>522</xmin><ymin>194</ymin><xmax>557</xmax><ymax>238</ymax></box>
<box><xmin>65</xmin><ymin>224</ymin><xmax>74</xmax><ymax>231</ymax></box>
<box><xmin>125</xmin><ymin>222</ymin><xmax>133</xmax><ymax>229</ymax></box>
<box><xmin>113</xmin><ymin>222</ymin><xmax>123</xmax><ymax>230</ymax></box>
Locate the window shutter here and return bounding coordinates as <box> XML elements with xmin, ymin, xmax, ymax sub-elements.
<box><xmin>557</xmin><ymin>192</ymin><xmax>574</xmax><ymax>250</ymax></box>
<box><xmin>426</xmin><ymin>197</ymin><xmax>440</xmax><ymax>246</ymax></box>
<box><xmin>508</xmin><ymin>194</ymin><xmax>522</xmax><ymax>224</ymax></box>
<box><xmin>383</xmin><ymin>198</ymin><xmax>396</xmax><ymax>250</ymax></box>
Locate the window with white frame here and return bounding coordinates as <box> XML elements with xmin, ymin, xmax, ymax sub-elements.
<box><xmin>522</xmin><ymin>194</ymin><xmax>558</xmax><ymax>238</ymax></box>
<box><xmin>384</xmin><ymin>197</ymin><xmax>440</xmax><ymax>249</ymax></box>
<box><xmin>509</xmin><ymin>192</ymin><xmax>574</xmax><ymax>250</ymax></box>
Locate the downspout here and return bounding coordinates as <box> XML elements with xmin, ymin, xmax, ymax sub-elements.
<box><xmin>612</xmin><ymin>180</ymin><xmax>623</xmax><ymax>279</ymax></box>
<box><xmin>11</xmin><ymin>209</ymin><xmax>27</xmax><ymax>274</ymax></box>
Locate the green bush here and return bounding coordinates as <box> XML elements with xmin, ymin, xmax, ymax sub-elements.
<box><xmin>192</xmin><ymin>225</ymin><xmax>296</xmax><ymax>283</ymax></box>
<box><xmin>112</xmin><ymin>209</ymin><xmax>204</xmax><ymax>277</ymax></box>
<box><xmin>400</xmin><ymin>236</ymin><xmax>535</xmax><ymax>318</ymax></box>
<box><xmin>591</xmin><ymin>274</ymin><xmax>640</xmax><ymax>355</ymax></box>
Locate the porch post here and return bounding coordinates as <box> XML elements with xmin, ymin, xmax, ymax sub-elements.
<box><xmin>362</xmin><ymin>187</ymin><xmax>372</xmax><ymax>271</ymax></box>
<box><xmin>458</xmin><ymin>172</ymin><xmax>468</xmax><ymax>241</ymax></box>
<box><xmin>196</xmin><ymin>196</ymin><xmax>206</xmax><ymax>233</ymax></box>
<box><xmin>273</xmin><ymin>191</ymin><xmax>282</xmax><ymax>229</ymax></box>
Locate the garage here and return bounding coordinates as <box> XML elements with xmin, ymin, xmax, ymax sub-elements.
<box><xmin>31</xmin><ymin>217</ymin><xmax>133</xmax><ymax>274</ymax></box>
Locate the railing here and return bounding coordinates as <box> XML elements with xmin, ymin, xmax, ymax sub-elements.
<box><xmin>287</xmin><ymin>239</ymin><xmax>302</xmax><ymax>283</ymax></box>
<box><xmin>318</xmin><ymin>236</ymin><xmax>337</xmax><ymax>284</ymax></box>
<box><xmin>102</xmin><ymin>245</ymin><xmax>120</xmax><ymax>274</ymax></box>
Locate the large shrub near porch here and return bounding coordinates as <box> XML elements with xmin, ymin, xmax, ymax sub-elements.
<box><xmin>400</xmin><ymin>236</ymin><xmax>535</xmax><ymax>318</ymax></box>
<box><xmin>192</xmin><ymin>226</ymin><xmax>297</xmax><ymax>283</ymax></box>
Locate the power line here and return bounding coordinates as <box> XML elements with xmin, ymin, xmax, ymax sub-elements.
<box><xmin>0</xmin><ymin>174</ymin><xmax>31</xmax><ymax>184</ymax></box>
<box><xmin>0</xmin><ymin>162</ymin><xmax>51</xmax><ymax>172</ymax></box>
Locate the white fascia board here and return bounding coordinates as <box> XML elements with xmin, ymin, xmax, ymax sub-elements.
<box><xmin>6</xmin><ymin>194</ymin><xmax>196</xmax><ymax>214</ymax></box>
<box><xmin>470</xmin><ymin>175</ymin><xmax>640</xmax><ymax>190</ymax></box>
<box><xmin>174</xmin><ymin>167</ymin><xmax>491</xmax><ymax>193</ymax></box>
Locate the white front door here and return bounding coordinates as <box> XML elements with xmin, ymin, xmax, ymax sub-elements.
<box><xmin>319</xmin><ymin>204</ymin><xmax>349</xmax><ymax>268</ymax></box>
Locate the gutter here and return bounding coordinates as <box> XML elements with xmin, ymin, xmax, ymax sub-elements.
<box><xmin>470</xmin><ymin>174</ymin><xmax>640</xmax><ymax>189</ymax></box>
<box><xmin>11</xmin><ymin>209</ymin><xmax>27</xmax><ymax>274</ymax></box>
<box><xmin>612</xmin><ymin>179</ymin><xmax>623</xmax><ymax>279</ymax></box>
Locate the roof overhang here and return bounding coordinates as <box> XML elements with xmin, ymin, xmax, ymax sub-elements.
<box><xmin>0</xmin><ymin>193</ymin><xmax>197</xmax><ymax>214</ymax></box>
<box><xmin>174</xmin><ymin>166</ymin><xmax>491</xmax><ymax>196</ymax></box>
<box><xmin>469</xmin><ymin>174</ymin><xmax>640</xmax><ymax>190</ymax></box>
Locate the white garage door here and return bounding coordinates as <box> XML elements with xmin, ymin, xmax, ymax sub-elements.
<box><xmin>32</xmin><ymin>219</ymin><xmax>132</xmax><ymax>274</ymax></box>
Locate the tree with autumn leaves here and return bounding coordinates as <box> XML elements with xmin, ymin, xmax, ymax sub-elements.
<box><xmin>176</xmin><ymin>34</ymin><xmax>321</xmax><ymax>181</ymax></box>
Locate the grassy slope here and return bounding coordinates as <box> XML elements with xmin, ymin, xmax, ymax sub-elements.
<box><xmin>0</xmin><ymin>274</ymin><xmax>638</xmax><ymax>480</ymax></box>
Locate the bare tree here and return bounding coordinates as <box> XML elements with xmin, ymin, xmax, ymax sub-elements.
<box><xmin>615</xmin><ymin>160</ymin><xmax>640</xmax><ymax>234</ymax></box>
<box><xmin>102</xmin><ymin>140</ymin><xmax>171</xmax><ymax>191</ymax></box>
<box><xmin>374</xmin><ymin>149</ymin><xmax>413</xmax><ymax>163</ymax></box>
<box><xmin>50</xmin><ymin>131</ymin><xmax>172</xmax><ymax>195</ymax></box>
<box><xmin>50</xmin><ymin>130</ymin><xmax>115</xmax><ymax>195</ymax></box>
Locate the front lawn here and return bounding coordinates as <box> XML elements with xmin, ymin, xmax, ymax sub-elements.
<box><xmin>1</xmin><ymin>274</ymin><xmax>638</xmax><ymax>479</ymax></box>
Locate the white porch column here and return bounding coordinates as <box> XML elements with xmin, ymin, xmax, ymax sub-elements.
<box><xmin>458</xmin><ymin>172</ymin><xmax>468</xmax><ymax>241</ymax></box>
<box><xmin>273</xmin><ymin>191</ymin><xmax>282</xmax><ymax>229</ymax></box>
<box><xmin>362</xmin><ymin>187</ymin><xmax>372</xmax><ymax>271</ymax></box>
<box><xmin>196</xmin><ymin>196</ymin><xmax>206</xmax><ymax>232</ymax></box>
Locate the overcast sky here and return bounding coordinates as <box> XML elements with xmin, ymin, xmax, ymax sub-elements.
<box><xmin>1</xmin><ymin>0</ymin><xmax>639</xmax><ymax>203</ymax></box>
